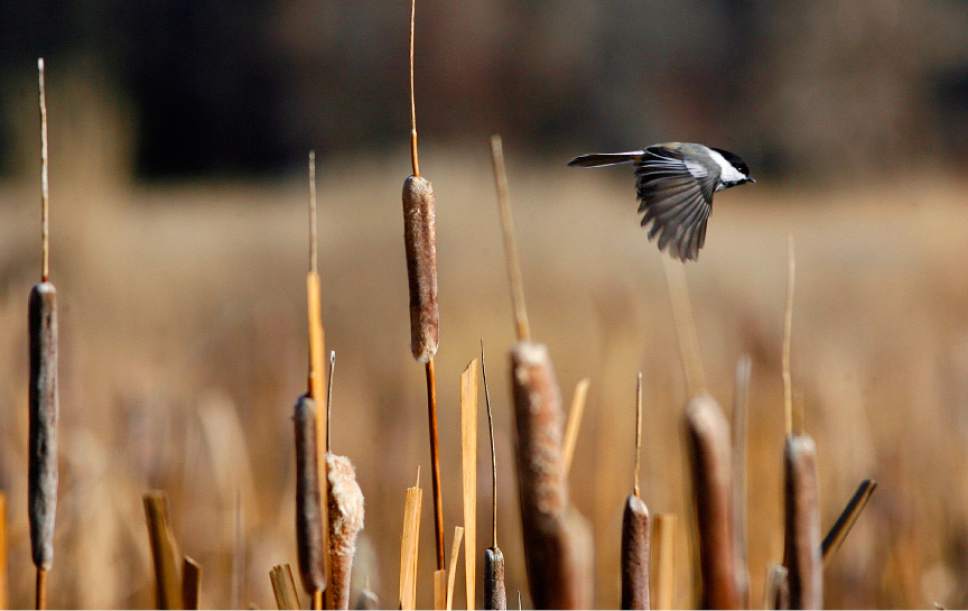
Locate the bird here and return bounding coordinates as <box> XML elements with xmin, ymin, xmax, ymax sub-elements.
<box><xmin>568</xmin><ymin>143</ymin><xmax>755</xmax><ymax>262</ymax></box>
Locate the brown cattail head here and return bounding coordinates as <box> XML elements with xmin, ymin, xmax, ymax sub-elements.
<box><xmin>783</xmin><ymin>435</ymin><xmax>822</xmax><ymax>609</ymax></box>
<box><xmin>28</xmin><ymin>282</ymin><xmax>58</xmax><ymax>571</ymax></box>
<box><xmin>293</xmin><ymin>395</ymin><xmax>325</xmax><ymax>595</ymax></box>
<box><xmin>509</xmin><ymin>341</ymin><xmax>593</xmax><ymax>609</ymax></box>
<box><xmin>684</xmin><ymin>395</ymin><xmax>741</xmax><ymax>610</ymax></box>
<box><xmin>326</xmin><ymin>453</ymin><xmax>365</xmax><ymax>611</ymax></box>
<box><xmin>621</xmin><ymin>495</ymin><xmax>651</xmax><ymax>610</ymax></box>
<box><xmin>484</xmin><ymin>547</ymin><xmax>507</xmax><ymax>610</ymax></box>
<box><xmin>401</xmin><ymin>175</ymin><xmax>439</xmax><ymax>362</ymax></box>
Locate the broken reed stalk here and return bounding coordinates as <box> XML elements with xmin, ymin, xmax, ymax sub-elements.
<box><xmin>561</xmin><ymin>378</ymin><xmax>591</xmax><ymax>478</ymax></box>
<box><xmin>764</xmin><ymin>564</ymin><xmax>790</xmax><ymax>610</ymax></box>
<box><xmin>783</xmin><ymin>235</ymin><xmax>795</xmax><ymax>437</ymax></box>
<box><xmin>783</xmin><ymin>436</ymin><xmax>822</xmax><ymax>609</ymax></box>
<box><xmin>434</xmin><ymin>570</ymin><xmax>447</xmax><ymax>611</ymax></box>
<box><xmin>446</xmin><ymin>526</ymin><xmax>465</xmax><ymax>610</ymax></box>
<box><xmin>821</xmin><ymin>479</ymin><xmax>877</xmax><ymax>565</ymax></box>
<box><xmin>481</xmin><ymin>342</ymin><xmax>507</xmax><ymax>610</ymax></box>
<box><xmin>402</xmin><ymin>0</ymin><xmax>445</xmax><ymax>573</ymax></box>
<box><xmin>294</xmin><ymin>396</ymin><xmax>325</xmax><ymax>601</ymax></box>
<box><xmin>182</xmin><ymin>556</ymin><xmax>201</xmax><ymax>610</ymax></box>
<box><xmin>622</xmin><ymin>373</ymin><xmax>650</xmax><ymax>610</ymax></box>
<box><xmin>461</xmin><ymin>359</ymin><xmax>480</xmax><ymax>610</ymax></box>
<box><xmin>269</xmin><ymin>564</ymin><xmax>302</xmax><ymax>610</ymax></box>
<box><xmin>0</xmin><ymin>492</ymin><xmax>6</xmax><ymax>610</ymax></box>
<box><xmin>685</xmin><ymin>396</ymin><xmax>741</xmax><ymax>609</ymax></box>
<box><xmin>732</xmin><ymin>356</ymin><xmax>752</xmax><ymax>607</ymax></box>
<box><xmin>398</xmin><ymin>470</ymin><xmax>423</xmax><ymax>610</ymax></box>
<box><xmin>510</xmin><ymin>343</ymin><xmax>593</xmax><ymax>609</ymax></box>
<box><xmin>489</xmin><ymin>135</ymin><xmax>531</xmax><ymax>342</ymax></box>
<box><xmin>651</xmin><ymin>514</ymin><xmax>676</xmax><ymax>610</ymax></box>
<box><xmin>661</xmin><ymin>258</ymin><xmax>706</xmax><ymax>397</ymax></box>
<box><xmin>325</xmin><ymin>453</ymin><xmax>365</xmax><ymax>610</ymax></box>
<box><xmin>30</xmin><ymin>58</ymin><xmax>58</xmax><ymax>611</ymax></box>
<box><xmin>305</xmin><ymin>151</ymin><xmax>330</xmax><ymax>606</ymax></box>
<box><xmin>143</xmin><ymin>492</ymin><xmax>183</xmax><ymax>610</ymax></box>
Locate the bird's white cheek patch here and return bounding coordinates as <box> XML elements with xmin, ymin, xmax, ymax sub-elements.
<box><xmin>708</xmin><ymin>149</ymin><xmax>746</xmax><ymax>184</ymax></box>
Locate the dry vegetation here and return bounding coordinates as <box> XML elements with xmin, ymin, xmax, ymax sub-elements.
<box><xmin>0</xmin><ymin>148</ymin><xmax>966</xmax><ymax>607</ymax></box>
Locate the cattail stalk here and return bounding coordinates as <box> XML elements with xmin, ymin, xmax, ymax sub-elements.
<box><xmin>489</xmin><ymin>135</ymin><xmax>530</xmax><ymax>342</ymax></box>
<box><xmin>182</xmin><ymin>557</ymin><xmax>201</xmax><ymax>610</ymax></box>
<box><xmin>561</xmin><ymin>379</ymin><xmax>591</xmax><ymax>478</ymax></box>
<box><xmin>764</xmin><ymin>564</ymin><xmax>790</xmax><ymax>610</ymax></box>
<box><xmin>732</xmin><ymin>356</ymin><xmax>752</xmax><ymax>607</ymax></box>
<box><xmin>294</xmin><ymin>396</ymin><xmax>325</xmax><ymax>600</ymax></box>
<box><xmin>446</xmin><ymin>526</ymin><xmax>464</xmax><ymax>610</ymax></box>
<box><xmin>398</xmin><ymin>470</ymin><xmax>423</xmax><ymax>610</ymax></box>
<box><xmin>783</xmin><ymin>436</ymin><xmax>822</xmax><ymax>609</ymax></box>
<box><xmin>325</xmin><ymin>453</ymin><xmax>365</xmax><ymax>610</ymax></box>
<box><xmin>685</xmin><ymin>396</ymin><xmax>741</xmax><ymax>609</ymax></box>
<box><xmin>143</xmin><ymin>492</ymin><xmax>183</xmax><ymax>610</ymax></box>
<box><xmin>783</xmin><ymin>235</ymin><xmax>795</xmax><ymax>437</ymax></box>
<box><xmin>461</xmin><ymin>359</ymin><xmax>480</xmax><ymax>610</ymax></box>
<box><xmin>622</xmin><ymin>373</ymin><xmax>650</xmax><ymax>610</ymax></box>
<box><xmin>651</xmin><ymin>514</ymin><xmax>676</xmax><ymax>610</ymax></box>
<box><xmin>481</xmin><ymin>342</ymin><xmax>506</xmax><ymax>610</ymax></box>
<box><xmin>269</xmin><ymin>564</ymin><xmax>302</xmax><ymax>610</ymax></box>
<box><xmin>821</xmin><ymin>479</ymin><xmax>877</xmax><ymax>565</ymax></box>
<box><xmin>29</xmin><ymin>60</ymin><xmax>58</xmax><ymax>611</ymax></box>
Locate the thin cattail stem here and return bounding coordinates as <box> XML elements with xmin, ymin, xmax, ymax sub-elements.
<box><xmin>634</xmin><ymin>372</ymin><xmax>643</xmax><ymax>497</ymax></box>
<box><xmin>461</xmin><ymin>359</ymin><xmax>480</xmax><ymax>610</ymax></box>
<box><xmin>622</xmin><ymin>373</ymin><xmax>650</xmax><ymax>609</ymax></box>
<box><xmin>399</xmin><ymin>469</ymin><xmax>423</xmax><ymax>611</ymax></box>
<box><xmin>661</xmin><ymin>258</ymin><xmax>706</xmax><ymax>396</ymax></box>
<box><xmin>0</xmin><ymin>492</ymin><xmax>6</xmax><ymax>610</ymax></box>
<box><xmin>294</xmin><ymin>396</ymin><xmax>325</xmax><ymax>597</ymax></box>
<box><xmin>510</xmin><ymin>342</ymin><xmax>592</xmax><ymax>609</ymax></box>
<box><xmin>489</xmin><ymin>135</ymin><xmax>531</xmax><ymax>343</ymax></box>
<box><xmin>309</xmin><ymin>151</ymin><xmax>318</xmax><ymax>275</ymax></box>
<box><xmin>561</xmin><ymin>378</ymin><xmax>591</xmax><ymax>478</ymax></box>
<box><xmin>143</xmin><ymin>492</ymin><xmax>183</xmax><ymax>610</ymax></box>
<box><xmin>821</xmin><ymin>479</ymin><xmax>877</xmax><ymax>565</ymax></box>
<box><xmin>426</xmin><ymin>359</ymin><xmax>445</xmax><ymax>569</ymax></box>
<box><xmin>408</xmin><ymin>0</ymin><xmax>419</xmax><ymax>177</ymax></box>
<box><xmin>783</xmin><ymin>235</ymin><xmax>796</xmax><ymax>437</ymax></box>
<box><xmin>651</xmin><ymin>514</ymin><xmax>676</xmax><ymax>610</ymax></box>
<box><xmin>327</xmin><ymin>350</ymin><xmax>336</xmax><ymax>452</ymax></box>
<box><xmin>783</xmin><ymin>436</ymin><xmax>822</xmax><ymax>609</ymax></box>
<box><xmin>446</xmin><ymin>526</ymin><xmax>464</xmax><ymax>610</ymax></box>
<box><xmin>685</xmin><ymin>396</ymin><xmax>741</xmax><ymax>609</ymax></box>
<box><xmin>732</xmin><ymin>355</ymin><xmax>752</xmax><ymax>607</ymax></box>
<box><xmin>764</xmin><ymin>564</ymin><xmax>790</xmax><ymax>610</ymax></box>
<box><xmin>35</xmin><ymin>568</ymin><xmax>47</xmax><ymax>611</ymax></box>
<box><xmin>182</xmin><ymin>556</ymin><xmax>201</xmax><ymax>610</ymax></box>
<box><xmin>38</xmin><ymin>58</ymin><xmax>49</xmax><ymax>283</ymax></box>
<box><xmin>325</xmin><ymin>454</ymin><xmax>365</xmax><ymax>610</ymax></box>
<box><xmin>484</xmin><ymin>547</ymin><xmax>507</xmax><ymax>610</ymax></box>
<box><xmin>481</xmin><ymin>340</ymin><xmax>498</xmax><ymax>548</ymax></box>
<box><xmin>269</xmin><ymin>564</ymin><xmax>302</xmax><ymax>610</ymax></box>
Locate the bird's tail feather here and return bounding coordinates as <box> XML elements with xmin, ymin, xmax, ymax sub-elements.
<box><xmin>567</xmin><ymin>151</ymin><xmax>644</xmax><ymax>168</ymax></box>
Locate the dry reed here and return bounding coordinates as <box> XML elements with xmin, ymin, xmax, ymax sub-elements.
<box><xmin>651</xmin><ymin>514</ymin><xmax>676</xmax><ymax>610</ymax></box>
<box><xmin>269</xmin><ymin>564</ymin><xmax>302</xmax><ymax>610</ymax></box>
<box><xmin>294</xmin><ymin>395</ymin><xmax>325</xmax><ymax>599</ymax></box>
<box><xmin>446</xmin><ymin>526</ymin><xmax>465</xmax><ymax>610</ymax></box>
<box><xmin>325</xmin><ymin>453</ymin><xmax>365</xmax><ymax>610</ymax></box>
<box><xmin>181</xmin><ymin>556</ymin><xmax>201</xmax><ymax>610</ymax></box>
<box><xmin>783</xmin><ymin>235</ymin><xmax>796</xmax><ymax>436</ymax></box>
<box><xmin>0</xmin><ymin>492</ymin><xmax>7</xmax><ymax>609</ymax></box>
<box><xmin>29</xmin><ymin>58</ymin><xmax>58</xmax><ymax>611</ymax></box>
<box><xmin>821</xmin><ymin>479</ymin><xmax>877</xmax><ymax>565</ymax></box>
<box><xmin>765</xmin><ymin>564</ymin><xmax>790</xmax><ymax>610</ymax></box>
<box><xmin>143</xmin><ymin>492</ymin><xmax>183</xmax><ymax>610</ymax></box>
<box><xmin>398</xmin><ymin>470</ymin><xmax>423</xmax><ymax>610</ymax></box>
<box><xmin>621</xmin><ymin>373</ymin><xmax>650</xmax><ymax>610</ymax></box>
<box><xmin>481</xmin><ymin>342</ymin><xmax>506</xmax><ymax>611</ymax></box>
<box><xmin>685</xmin><ymin>396</ymin><xmax>741</xmax><ymax>609</ymax></box>
<box><xmin>732</xmin><ymin>355</ymin><xmax>752</xmax><ymax>607</ymax></box>
<box><xmin>461</xmin><ymin>359</ymin><xmax>480</xmax><ymax>610</ymax></box>
<box><xmin>561</xmin><ymin>378</ymin><xmax>591</xmax><ymax>478</ymax></box>
<box><xmin>783</xmin><ymin>436</ymin><xmax>822</xmax><ymax>609</ymax></box>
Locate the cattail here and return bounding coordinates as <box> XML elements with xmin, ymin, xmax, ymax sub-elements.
<box><xmin>402</xmin><ymin>175</ymin><xmax>439</xmax><ymax>361</ymax></box>
<box><xmin>783</xmin><ymin>436</ymin><xmax>822</xmax><ymax>609</ymax></box>
<box><xmin>622</xmin><ymin>373</ymin><xmax>650</xmax><ymax>610</ymax></box>
<box><xmin>732</xmin><ymin>356</ymin><xmax>752</xmax><ymax>608</ymax></box>
<box><xmin>325</xmin><ymin>453</ymin><xmax>365</xmax><ymax>610</ymax></box>
<box><xmin>293</xmin><ymin>396</ymin><xmax>325</xmax><ymax>598</ymax></box>
<box><xmin>685</xmin><ymin>396</ymin><xmax>741</xmax><ymax>610</ymax></box>
<box><xmin>143</xmin><ymin>492</ymin><xmax>183</xmax><ymax>610</ymax></box>
<box><xmin>510</xmin><ymin>341</ymin><xmax>593</xmax><ymax>609</ymax></box>
<box><xmin>182</xmin><ymin>557</ymin><xmax>201</xmax><ymax>610</ymax></box>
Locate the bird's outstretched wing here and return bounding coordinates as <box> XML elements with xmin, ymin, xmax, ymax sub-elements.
<box><xmin>635</xmin><ymin>145</ymin><xmax>719</xmax><ymax>262</ymax></box>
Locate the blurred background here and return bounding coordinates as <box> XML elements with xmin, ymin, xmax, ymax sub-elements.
<box><xmin>0</xmin><ymin>1</ymin><xmax>966</xmax><ymax>608</ymax></box>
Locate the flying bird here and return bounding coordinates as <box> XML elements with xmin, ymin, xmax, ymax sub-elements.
<box><xmin>568</xmin><ymin>143</ymin><xmax>755</xmax><ymax>261</ymax></box>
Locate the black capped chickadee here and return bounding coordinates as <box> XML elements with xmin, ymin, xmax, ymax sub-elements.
<box><xmin>568</xmin><ymin>143</ymin><xmax>755</xmax><ymax>262</ymax></box>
